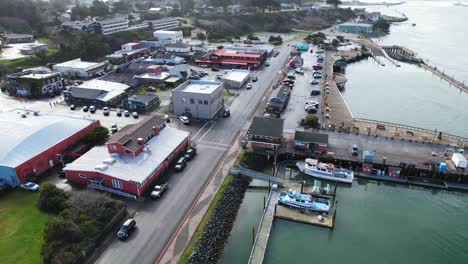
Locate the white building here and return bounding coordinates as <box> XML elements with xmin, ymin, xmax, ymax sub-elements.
<box><xmin>171</xmin><ymin>80</ymin><xmax>224</xmax><ymax>119</ymax></box>
<box><xmin>65</xmin><ymin>79</ymin><xmax>129</xmax><ymax>107</ymax></box>
<box><xmin>53</xmin><ymin>58</ymin><xmax>110</xmax><ymax>78</ymax></box>
<box><xmin>145</xmin><ymin>18</ymin><xmax>179</xmax><ymax>31</ymax></box>
<box><xmin>165</xmin><ymin>43</ymin><xmax>192</xmax><ymax>53</ymax></box>
<box><xmin>99</xmin><ymin>18</ymin><xmax>129</xmax><ymax>35</ymax></box>
<box><xmin>221</xmin><ymin>69</ymin><xmax>251</xmax><ymax>89</ymax></box>
<box><xmin>153</xmin><ymin>30</ymin><xmax>183</xmax><ymax>45</ymax></box>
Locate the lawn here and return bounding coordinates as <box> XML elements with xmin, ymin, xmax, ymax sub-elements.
<box><xmin>0</xmin><ymin>191</ymin><xmax>48</xmax><ymax>264</ymax></box>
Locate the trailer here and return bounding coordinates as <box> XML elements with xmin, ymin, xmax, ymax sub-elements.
<box><xmin>451</xmin><ymin>153</ymin><xmax>467</xmax><ymax>169</ymax></box>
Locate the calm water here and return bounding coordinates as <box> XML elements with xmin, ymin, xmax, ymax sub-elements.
<box><xmin>264</xmin><ymin>181</ymin><xmax>468</xmax><ymax>264</ymax></box>
<box><xmin>340</xmin><ymin>0</ymin><xmax>468</xmax><ymax>137</ymax></box>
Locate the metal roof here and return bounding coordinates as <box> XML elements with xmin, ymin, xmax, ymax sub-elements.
<box><xmin>64</xmin><ymin>126</ymin><xmax>189</xmax><ymax>184</ymax></box>
<box><xmin>249</xmin><ymin>116</ymin><xmax>284</xmax><ymax>138</ymax></box>
<box><xmin>53</xmin><ymin>59</ymin><xmax>108</xmax><ymax>71</ymax></box>
<box><xmin>295</xmin><ymin>131</ymin><xmax>329</xmax><ymax>144</ymax></box>
<box><xmin>222</xmin><ymin>69</ymin><xmax>250</xmax><ymax>83</ymax></box>
<box><xmin>0</xmin><ymin>110</ymin><xmax>96</xmax><ymax>168</ymax></box>
<box><xmin>173</xmin><ymin>80</ymin><xmax>222</xmax><ymax>94</ymax></box>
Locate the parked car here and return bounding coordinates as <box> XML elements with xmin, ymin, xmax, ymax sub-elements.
<box><xmin>179</xmin><ymin>116</ymin><xmax>190</xmax><ymax>125</ymax></box>
<box><xmin>145</xmin><ymin>86</ymin><xmax>156</xmax><ymax>92</ymax></box>
<box><xmin>305</xmin><ymin>101</ymin><xmax>319</xmax><ymax>109</ymax></box>
<box><xmin>190</xmin><ymin>75</ymin><xmax>200</xmax><ymax>80</ymax></box>
<box><xmin>111</xmin><ymin>123</ymin><xmax>118</xmax><ymax>134</ymax></box>
<box><xmin>222</xmin><ymin>108</ymin><xmax>231</xmax><ymax>117</ymax></box>
<box><xmin>20</xmin><ymin>182</ymin><xmax>39</xmax><ymax>192</ymax></box>
<box><xmin>117</xmin><ymin>219</ymin><xmax>136</xmax><ymax>240</ymax></box>
<box><xmin>165</xmin><ymin>114</ymin><xmax>170</xmax><ymax>122</ymax></box>
<box><xmin>184</xmin><ymin>148</ymin><xmax>197</xmax><ymax>160</ymax></box>
<box><xmin>305</xmin><ymin>105</ymin><xmax>318</xmax><ymax>113</ymax></box>
<box><xmin>132</xmin><ymin>112</ymin><xmax>139</xmax><ymax>118</ymax></box>
<box><xmin>89</xmin><ymin>105</ymin><xmax>96</xmax><ymax>113</ymax></box>
<box><xmin>252</xmin><ymin>76</ymin><xmax>258</xmax><ymax>82</ymax></box>
<box><xmin>150</xmin><ymin>183</ymin><xmax>168</xmax><ymax>198</ymax></box>
<box><xmin>246</xmin><ymin>83</ymin><xmax>252</xmax><ymax>89</ymax></box>
<box><xmin>211</xmin><ymin>67</ymin><xmax>220</xmax><ymax>72</ymax></box>
<box><xmin>311</xmin><ymin>90</ymin><xmax>321</xmax><ymax>96</ymax></box>
<box><xmin>216</xmin><ymin>74</ymin><xmax>223</xmax><ymax>79</ymax></box>
<box><xmin>103</xmin><ymin>107</ymin><xmax>110</xmax><ymax>116</ymax></box>
<box><xmin>352</xmin><ymin>145</ymin><xmax>359</xmax><ymax>156</ymax></box>
<box><xmin>174</xmin><ymin>157</ymin><xmax>187</xmax><ymax>171</ymax></box>
<box><xmin>70</xmin><ymin>104</ymin><xmax>76</xmax><ymax>110</ymax></box>
<box><xmin>124</xmin><ymin>110</ymin><xmax>130</xmax><ymax>117</ymax></box>
<box><xmin>265</xmin><ymin>60</ymin><xmax>271</xmax><ymax>66</ymax></box>
<box><xmin>82</xmin><ymin>105</ymin><xmax>89</xmax><ymax>112</ymax></box>
<box><xmin>200</xmin><ymin>64</ymin><xmax>209</xmax><ymax>68</ymax></box>
<box><xmin>116</xmin><ymin>110</ymin><xmax>122</xmax><ymax>117</ymax></box>
<box><xmin>311</xmin><ymin>80</ymin><xmax>319</xmax><ymax>85</ymax></box>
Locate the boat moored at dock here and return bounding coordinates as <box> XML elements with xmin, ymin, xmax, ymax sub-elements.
<box><xmin>297</xmin><ymin>158</ymin><xmax>354</xmax><ymax>184</ymax></box>
<box><xmin>278</xmin><ymin>190</ymin><xmax>330</xmax><ymax>214</ymax></box>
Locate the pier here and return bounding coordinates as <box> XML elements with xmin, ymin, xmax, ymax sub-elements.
<box><xmin>420</xmin><ymin>63</ymin><xmax>468</xmax><ymax>93</ymax></box>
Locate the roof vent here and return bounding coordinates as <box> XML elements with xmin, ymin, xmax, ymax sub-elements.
<box><xmin>21</xmin><ymin>114</ymin><xmax>27</xmax><ymax>118</ymax></box>
<box><xmin>95</xmin><ymin>164</ymin><xmax>108</xmax><ymax>171</ymax></box>
<box><xmin>137</xmin><ymin>137</ymin><xmax>144</xmax><ymax>145</ymax></box>
<box><xmin>103</xmin><ymin>158</ymin><xmax>116</xmax><ymax>165</ymax></box>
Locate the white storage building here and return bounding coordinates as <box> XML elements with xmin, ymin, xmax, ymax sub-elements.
<box><xmin>153</xmin><ymin>30</ymin><xmax>183</xmax><ymax>45</ymax></box>
<box><xmin>53</xmin><ymin>59</ymin><xmax>110</xmax><ymax>78</ymax></box>
<box><xmin>220</xmin><ymin>69</ymin><xmax>251</xmax><ymax>89</ymax></box>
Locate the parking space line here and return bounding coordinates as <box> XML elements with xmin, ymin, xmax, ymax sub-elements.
<box><xmin>191</xmin><ymin>121</ymin><xmax>210</xmax><ymax>140</ymax></box>
<box><xmin>198</xmin><ymin>141</ymin><xmax>232</xmax><ymax>147</ymax></box>
<box><xmin>196</xmin><ymin>144</ymin><xmax>228</xmax><ymax>151</ymax></box>
<box><xmin>197</xmin><ymin>121</ymin><xmax>216</xmax><ymax>142</ymax></box>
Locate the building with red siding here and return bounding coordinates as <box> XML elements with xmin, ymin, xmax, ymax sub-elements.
<box><xmin>195</xmin><ymin>49</ymin><xmax>264</xmax><ymax>69</ymax></box>
<box><xmin>0</xmin><ymin>110</ymin><xmax>99</xmax><ymax>187</ymax></box>
<box><xmin>63</xmin><ymin>115</ymin><xmax>190</xmax><ymax>199</ymax></box>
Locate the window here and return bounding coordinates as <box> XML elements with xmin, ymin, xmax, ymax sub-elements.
<box><xmin>198</xmin><ymin>99</ymin><xmax>203</xmax><ymax>104</ymax></box>
<box><xmin>112</xmin><ymin>180</ymin><xmax>123</xmax><ymax>189</ymax></box>
<box><xmin>124</xmin><ymin>149</ymin><xmax>132</xmax><ymax>155</ymax></box>
<box><xmin>190</xmin><ymin>98</ymin><xmax>195</xmax><ymax>104</ymax></box>
<box><xmin>110</xmin><ymin>145</ymin><xmax>117</xmax><ymax>150</ymax></box>
<box><xmin>79</xmin><ymin>174</ymin><xmax>87</xmax><ymax>179</ymax></box>
<box><xmin>203</xmin><ymin>100</ymin><xmax>208</xmax><ymax>105</ymax></box>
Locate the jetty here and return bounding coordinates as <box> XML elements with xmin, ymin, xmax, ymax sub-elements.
<box><xmin>420</xmin><ymin>63</ymin><xmax>468</xmax><ymax>93</ymax></box>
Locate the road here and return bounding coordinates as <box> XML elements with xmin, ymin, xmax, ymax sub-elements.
<box><xmin>93</xmin><ymin>44</ymin><xmax>294</xmax><ymax>264</ymax></box>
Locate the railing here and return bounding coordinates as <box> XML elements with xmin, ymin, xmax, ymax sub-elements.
<box><xmin>353</xmin><ymin>118</ymin><xmax>468</xmax><ymax>143</ymax></box>
<box><xmin>88</xmin><ymin>183</ymin><xmax>137</xmax><ymax>200</ymax></box>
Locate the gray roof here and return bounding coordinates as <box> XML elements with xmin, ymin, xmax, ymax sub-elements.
<box><xmin>5</xmin><ymin>33</ymin><xmax>33</xmax><ymax>39</ymax></box>
<box><xmin>68</xmin><ymin>87</ymin><xmax>107</xmax><ymax>100</ymax></box>
<box><xmin>127</xmin><ymin>94</ymin><xmax>159</xmax><ymax>104</ymax></box>
<box><xmin>166</xmin><ymin>43</ymin><xmax>192</xmax><ymax>49</ymax></box>
<box><xmin>108</xmin><ymin>115</ymin><xmax>165</xmax><ymax>152</ymax></box>
<box><xmin>295</xmin><ymin>131</ymin><xmax>329</xmax><ymax>144</ymax></box>
<box><xmin>249</xmin><ymin>116</ymin><xmax>284</xmax><ymax>138</ymax></box>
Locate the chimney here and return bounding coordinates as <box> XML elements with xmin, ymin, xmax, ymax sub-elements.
<box><xmin>152</xmin><ymin>126</ymin><xmax>159</xmax><ymax>136</ymax></box>
<box><xmin>137</xmin><ymin>137</ymin><xmax>144</xmax><ymax>145</ymax></box>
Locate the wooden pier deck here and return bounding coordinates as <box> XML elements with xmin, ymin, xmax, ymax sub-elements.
<box><xmin>421</xmin><ymin>63</ymin><xmax>468</xmax><ymax>93</ymax></box>
<box><xmin>275</xmin><ymin>205</ymin><xmax>334</xmax><ymax>229</ymax></box>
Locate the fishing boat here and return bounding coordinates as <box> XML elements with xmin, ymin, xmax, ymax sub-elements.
<box><xmin>297</xmin><ymin>158</ymin><xmax>354</xmax><ymax>184</ymax></box>
<box><xmin>278</xmin><ymin>190</ymin><xmax>330</xmax><ymax>213</ymax></box>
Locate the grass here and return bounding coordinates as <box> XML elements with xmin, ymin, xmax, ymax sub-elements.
<box><xmin>0</xmin><ymin>191</ymin><xmax>49</xmax><ymax>264</ymax></box>
<box><xmin>178</xmin><ymin>174</ymin><xmax>234</xmax><ymax>264</ymax></box>
<box><xmin>0</xmin><ymin>48</ymin><xmax>58</xmax><ymax>69</ymax></box>
<box><xmin>135</xmin><ymin>88</ymin><xmax>148</xmax><ymax>95</ymax></box>
<box><xmin>224</xmin><ymin>90</ymin><xmax>234</xmax><ymax>97</ymax></box>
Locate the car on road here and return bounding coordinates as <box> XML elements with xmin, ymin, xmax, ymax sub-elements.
<box><xmin>305</xmin><ymin>101</ymin><xmax>319</xmax><ymax>109</ymax></box>
<box><xmin>246</xmin><ymin>83</ymin><xmax>252</xmax><ymax>89</ymax></box>
<box><xmin>111</xmin><ymin>123</ymin><xmax>118</xmax><ymax>133</ymax></box>
<box><xmin>287</xmin><ymin>73</ymin><xmax>296</xmax><ymax>79</ymax></box>
<box><xmin>314</xmin><ymin>74</ymin><xmax>322</xmax><ymax>79</ymax></box>
<box><xmin>211</xmin><ymin>67</ymin><xmax>220</xmax><ymax>72</ymax></box>
<box><xmin>132</xmin><ymin>112</ymin><xmax>139</xmax><ymax>118</ymax></box>
<box><xmin>82</xmin><ymin>105</ymin><xmax>89</xmax><ymax>112</ymax></box>
<box><xmin>265</xmin><ymin>60</ymin><xmax>270</xmax><ymax>66</ymax></box>
<box><xmin>70</xmin><ymin>104</ymin><xmax>76</xmax><ymax>110</ymax></box>
<box><xmin>222</xmin><ymin>108</ymin><xmax>231</xmax><ymax>117</ymax></box>
<box><xmin>116</xmin><ymin>110</ymin><xmax>122</xmax><ymax>117</ymax></box>
<box><xmin>117</xmin><ymin>219</ymin><xmax>136</xmax><ymax>240</ymax></box>
<box><xmin>352</xmin><ymin>145</ymin><xmax>359</xmax><ymax>156</ymax></box>
<box><xmin>179</xmin><ymin>116</ymin><xmax>190</xmax><ymax>125</ymax></box>
<box><xmin>305</xmin><ymin>105</ymin><xmax>318</xmax><ymax>113</ymax></box>
<box><xmin>311</xmin><ymin>80</ymin><xmax>319</xmax><ymax>85</ymax></box>
<box><xmin>200</xmin><ymin>64</ymin><xmax>209</xmax><ymax>68</ymax></box>
<box><xmin>184</xmin><ymin>147</ymin><xmax>197</xmax><ymax>160</ymax></box>
<box><xmin>20</xmin><ymin>182</ymin><xmax>39</xmax><ymax>192</ymax></box>
<box><xmin>103</xmin><ymin>107</ymin><xmax>110</xmax><ymax>116</ymax></box>
<box><xmin>90</xmin><ymin>105</ymin><xmax>96</xmax><ymax>113</ymax></box>
<box><xmin>283</xmin><ymin>79</ymin><xmax>294</xmax><ymax>84</ymax></box>
<box><xmin>124</xmin><ymin>110</ymin><xmax>130</xmax><ymax>117</ymax></box>
<box><xmin>252</xmin><ymin>76</ymin><xmax>258</xmax><ymax>82</ymax></box>
<box><xmin>190</xmin><ymin>75</ymin><xmax>201</xmax><ymax>80</ymax></box>
<box><xmin>311</xmin><ymin>90</ymin><xmax>321</xmax><ymax>96</ymax></box>
<box><xmin>174</xmin><ymin>157</ymin><xmax>187</xmax><ymax>171</ymax></box>
<box><xmin>150</xmin><ymin>183</ymin><xmax>168</xmax><ymax>198</ymax></box>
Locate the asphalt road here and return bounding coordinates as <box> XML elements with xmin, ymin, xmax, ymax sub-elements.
<box><xmin>93</xmin><ymin>44</ymin><xmax>294</xmax><ymax>264</ymax></box>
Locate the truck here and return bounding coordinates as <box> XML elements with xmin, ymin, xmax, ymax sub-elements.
<box><xmin>150</xmin><ymin>183</ymin><xmax>168</xmax><ymax>198</ymax></box>
<box><xmin>451</xmin><ymin>153</ymin><xmax>467</xmax><ymax>169</ymax></box>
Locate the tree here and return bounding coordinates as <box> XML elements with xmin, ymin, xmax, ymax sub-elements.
<box><xmin>35</xmin><ymin>50</ymin><xmax>49</xmax><ymax>64</ymax></box>
<box><xmin>89</xmin><ymin>0</ymin><xmax>110</xmax><ymax>17</ymax></box>
<box><xmin>197</xmin><ymin>32</ymin><xmax>206</xmax><ymax>44</ymax></box>
<box><xmin>83</xmin><ymin>126</ymin><xmax>109</xmax><ymax>145</ymax></box>
<box><xmin>301</xmin><ymin>114</ymin><xmax>319</xmax><ymax>128</ymax></box>
<box><xmin>326</xmin><ymin>0</ymin><xmax>342</xmax><ymax>8</ymax></box>
<box><xmin>179</xmin><ymin>0</ymin><xmax>195</xmax><ymax>14</ymax></box>
<box><xmin>247</xmin><ymin>34</ymin><xmax>259</xmax><ymax>41</ymax></box>
<box><xmin>268</xmin><ymin>35</ymin><xmax>283</xmax><ymax>45</ymax></box>
<box><xmin>249</xmin><ymin>0</ymin><xmax>280</xmax><ymax>12</ymax></box>
<box><xmin>210</xmin><ymin>0</ymin><xmax>233</xmax><ymax>12</ymax></box>
<box><xmin>112</xmin><ymin>0</ymin><xmax>132</xmax><ymax>13</ymax></box>
<box><xmin>38</xmin><ymin>183</ymin><xmax>70</xmax><ymax>214</ymax></box>
<box><xmin>71</xmin><ymin>4</ymin><xmax>89</xmax><ymax>20</ymax></box>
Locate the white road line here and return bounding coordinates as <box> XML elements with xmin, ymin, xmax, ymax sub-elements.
<box><xmin>199</xmin><ymin>141</ymin><xmax>232</xmax><ymax>147</ymax></box>
<box><xmin>191</xmin><ymin>121</ymin><xmax>210</xmax><ymax>140</ymax></box>
<box><xmin>197</xmin><ymin>121</ymin><xmax>216</xmax><ymax>142</ymax></box>
<box><xmin>197</xmin><ymin>144</ymin><xmax>228</xmax><ymax>151</ymax></box>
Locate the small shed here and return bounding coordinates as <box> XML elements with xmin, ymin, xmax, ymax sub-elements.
<box><xmin>294</xmin><ymin>131</ymin><xmax>329</xmax><ymax>152</ymax></box>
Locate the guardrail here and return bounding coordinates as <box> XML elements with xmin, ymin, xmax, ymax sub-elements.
<box><xmin>353</xmin><ymin>118</ymin><xmax>468</xmax><ymax>143</ymax></box>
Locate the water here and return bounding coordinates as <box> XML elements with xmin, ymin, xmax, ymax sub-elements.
<box><xmin>264</xmin><ymin>181</ymin><xmax>468</xmax><ymax>264</ymax></box>
<box><xmin>339</xmin><ymin>0</ymin><xmax>468</xmax><ymax>137</ymax></box>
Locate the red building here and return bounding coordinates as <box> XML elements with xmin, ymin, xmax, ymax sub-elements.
<box><xmin>195</xmin><ymin>49</ymin><xmax>264</xmax><ymax>69</ymax></box>
<box><xmin>64</xmin><ymin>115</ymin><xmax>190</xmax><ymax>199</ymax></box>
<box><xmin>0</xmin><ymin>111</ymin><xmax>99</xmax><ymax>187</ymax></box>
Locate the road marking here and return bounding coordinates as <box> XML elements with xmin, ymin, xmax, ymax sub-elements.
<box><xmin>197</xmin><ymin>121</ymin><xmax>216</xmax><ymax>142</ymax></box>
<box><xmin>191</xmin><ymin>121</ymin><xmax>210</xmax><ymax>140</ymax></box>
<box><xmin>197</xmin><ymin>144</ymin><xmax>228</xmax><ymax>151</ymax></box>
<box><xmin>199</xmin><ymin>141</ymin><xmax>232</xmax><ymax>147</ymax></box>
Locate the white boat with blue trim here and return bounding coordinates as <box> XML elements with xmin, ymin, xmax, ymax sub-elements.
<box><xmin>297</xmin><ymin>158</ymin><xmax>354</xmax><ymax>184</ymax></box>
<box><xmin>278</xmin><ymin>190</ymin><xmax>330</xmax><ymax>213</ymax></box>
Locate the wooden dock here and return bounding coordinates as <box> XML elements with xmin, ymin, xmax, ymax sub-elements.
<box><xmin>421</xmin><ymin>63</ymin><xmax>468</xmax><ymax>93</ymax></box>
<box><xmin>275</xmin><ymin>205</ymin><xmax>334</xmax><ymax>229</ymax></box>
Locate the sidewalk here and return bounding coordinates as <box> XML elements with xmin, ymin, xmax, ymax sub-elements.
<box><xmin>157</xmin><ymin>134</ymin><xmax>243</xmax><ymax>264</ymax></box>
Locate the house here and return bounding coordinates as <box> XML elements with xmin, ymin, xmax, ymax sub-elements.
<box><xmin>122</xmin><ymin>94</ymin><xmax>160</xmax><ymax>113</ymax></box>
<box><xmin>195</xmin><ymin>49</ymin><xmax>263</xmax><ymax>69</ymax></box>
<box><xmin>106</xmin><ymin>43</ymin><xmax>151</xmax><ymax>64</ymax></box>
<box><xmin>221</xmin><ymin>69</ymin><xmax>250</xmax><ymax>89</ymax></box>
<box><xmin>266</xmin><ymin>85</ymin><xmax>290</xmax><ymax>115</ymax></box>
<box><xmin>6</xmin><ymin>69</ymin><xmax>63</xmax><ymax>98</ymax></box>
<box><xmin>0</xmin><ymin>110</ymin><xmax>99</xmax><ymax>187</ymax></box>
<box><xmin>64</xmin><ymin>115</ymin><xmax>190</xmax><ymax>199</ymax></box>
<box><xmin>366</xmin><ymin>12</ymin><xmax>381</xmax><ymax>22</ymax></box>
<box><xmin>144</xmin><ymin>18</ymin><xmax>179</xmax><ymax>31</ymax></box>
<box><xmin>53</xmin><ymin>58</ymin><xmax>110</xmax><ymax>78</ymax></box>
<box><xmin>153</xmin><ymin>30</ymin><xmax>183</xmax><ymax>45</ymax></box>
<box><xmin>171</xmin><ymin>80</ymin><xmax>224</xmax><ymax>119</ymax></box>
<box><xmin>294</xmin><ymin>130</ymin><xmax>329</xmax><ymax>153</ymax></box>
<box><xmin>19</xmin><ymin>43</ymin><xmax>48</xmax><ymax>55</ymax></box>
<box><xmin>139</xmin><ymin>40</ymin><xmax>163</xmax><ymax>51</ymax></box>
<box><xmin>64</xmin><ymin>79</ymin><xmax>129</xmax><ymax>107</ymax></box>
<box><xmin>333</xmin><ymin>55</ymin><xmax>347</xmax><ymax>69</ymax></box>
<box><xmin>297</xmin><ymin>42</ymin><xmax>309</xmax><ymax>52</ymax></box>
<box><xmin>62</xmin><ymin>21</ymin><xmax>101</xmax><ymax>33</ymax></box>
<box><xmin>165</xmin><ymin>43</ymin><xmax>192</xmax><ymax>53</ymax></box>
<box><xmin>338</xmin><ymin>23</ymin><xmax>373</xmax><ymax>34</ymax></box>
<box><xmin>151</xmin><ymin>53</ymin><xmax>186</xmax><ymax>65</ymax></box>
<box><xmin>98</xmin><ymin>17</ymin><xmax>129</xmax><ymax>35</ymax></box>
<box><xmin>247</xmin><ymin>116</ymin><xmax>284</xmax><ymax>151</ymax></box>
<box><xmin>4</xmin><ymin>33</ymin><xmax>34</xmax><ymax>44</ymax></box>
<box><xmin>191</xmin><ymin>28</ymin><xmax>207</xmax><ymax>39</ymax></box>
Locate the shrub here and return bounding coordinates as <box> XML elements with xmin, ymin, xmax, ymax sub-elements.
<box><xmin>38</xmin><ymin>183</ymin><xmax>69</xmax><ymax>214</ymax></box>
<box><xmin>238</xmin><ymin>153</ymin><xmax>270</xmax><ymax>170</ymax></box>
<box><xmin>301</xmin><ymin>114</ymin><xmax>319</xmax><ymax>128</ymax></box>
<box><xmin>82</xmin><ymin>126</ymin><xmax>109</xmax><ymax>145</ymax></box>
<box><xmin>45</xmin><ymin>217</ymin><xmax>83</xmax><ymax>243</ymax></box>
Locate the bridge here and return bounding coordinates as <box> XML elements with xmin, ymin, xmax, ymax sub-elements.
<box><xmin>230</xmin><ymin>165</ymin><xmax>284</xmax><ymax>187</ymax></box>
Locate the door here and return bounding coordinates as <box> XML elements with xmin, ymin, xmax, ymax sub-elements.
<box><xmin>49</xmin><ymin>160</ymin><xmax>54</xmax><ymax>168</ymax></box>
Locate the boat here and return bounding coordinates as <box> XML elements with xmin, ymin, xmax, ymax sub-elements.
<box><xmin>297</xmin><ymin>158</ymin><xmax>354</xmax><ymax>183</ymax></box>
<box><xmin>278</xmin><ymin>190</ymin><xmax>330</xmax><ymax>213</ymax></box>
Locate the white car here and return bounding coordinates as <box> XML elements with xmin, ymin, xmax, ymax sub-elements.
<box><xmin>179</xmin><ymin>116</ymin><xmax>190</xmax><ymax>125</ymax></box>
<box><xmin>20</xmin><ymin>182</ymin><xmax>39</xmax><ymax>192</ymax></box>
<box><xmin>111</xmin><ymin>123</ymin><xmax>118</xmax><ymax>133</ymax></box>
<box><xmin>246</xmin><ymin>83</ymin><xmax>253</xmax><ymax>89</ymax></box>
<box><xmin>305</xmin><ymin>101</ymin><xmax>319</xmax><ymax>109</ymax></box>
<box><xmin>311</xmin><ymin>80</ymin><xmax>319</xmax><ymax>85</ymax></box>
